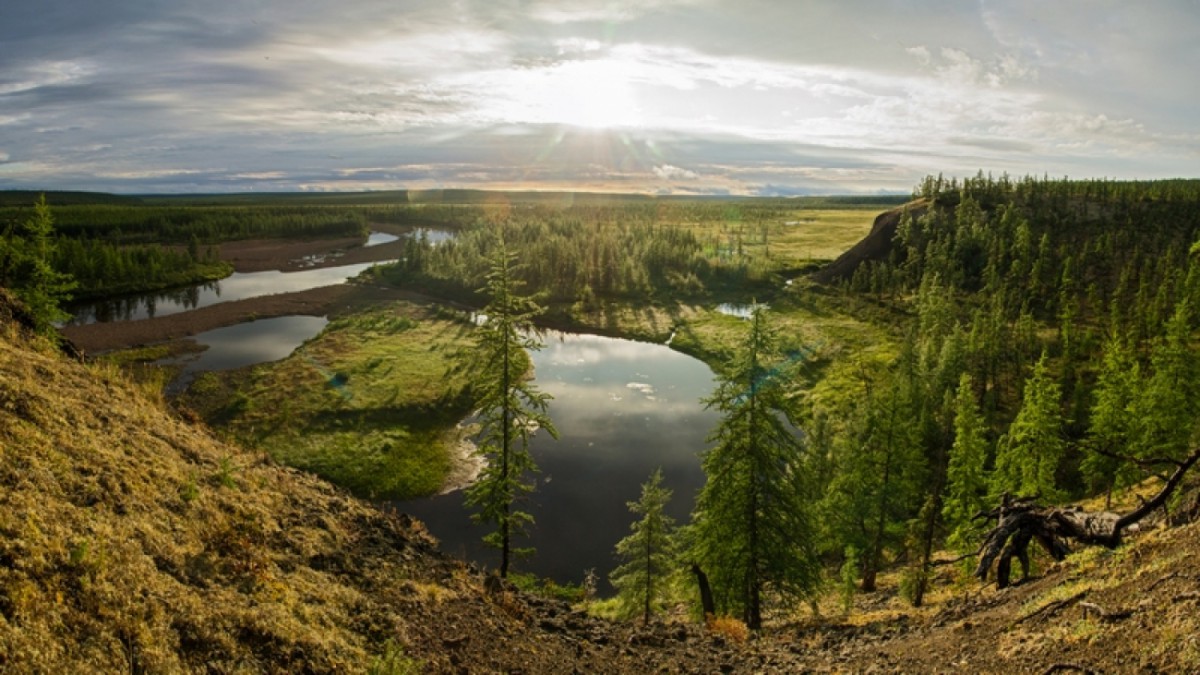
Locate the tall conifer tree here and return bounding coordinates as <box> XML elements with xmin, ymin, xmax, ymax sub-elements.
<box><xmin>464</xmin><ymin>239</ymin><xmax>557</xmax><ymax>578</ymax></box>
<box><xmin>690</xmin><ymin>307</ymin><xmax>820</xmax><ymax>629</ymax></box>
<box><xmin>942</xmin><ymin>374</ymin><xmax>989</xmax><ymax>553</ymax></box>
<box><xmin>991</xmin><ymin>353</ymin><xmax>1064</xmax><ymax>501</ymax></box>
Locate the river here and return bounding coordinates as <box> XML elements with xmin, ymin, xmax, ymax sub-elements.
<box><xmin>65</xmin><ymin>229</ymin><xmax>433</xmax><ymax>325</ymax></box>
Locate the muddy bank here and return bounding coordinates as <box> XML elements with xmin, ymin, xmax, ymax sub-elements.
<box><xmin>62</xmin><ymin>283</ymin><xmax>424</xmax><ymax>354</ymax></box>
<box><xmin>216</xmin><ymin>222</ymin><xmax>414</xmax><ymax>273</ymax></box>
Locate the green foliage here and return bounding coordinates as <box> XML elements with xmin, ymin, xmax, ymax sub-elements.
<box><xmin>991</xmin><ymin>354</ymin><xmax>1064</xmax><ymax>501</ymax></box>
<box><xmin>1081</xmin><ymin>334</ymin><xmax>1141</xmax><ymax>497</ymax></box>
<box><xmin>610</xmin><ymin>469</ymin><xmax>677</xmax><ymax>624</ymax></box>
<box><xmin>367</xmin><ymin>639</ymin><xmax>422</xmax><ymax>675</ymax></box>
<box><xmin>0</xmin><ymin>194</ymin><xmax>77</xmax><ymax>333</ymax></box>
<box><xmin>823</xmin><ymin>361</ymin><xmax>926</xmax><ymax>592</ymax></box>
<box><xmin>463</xmin><ymin>239</ymin><xmax>558</xmax><ymax>577</ymax></box>
<box><xmin>1131</xmin><ymin>299</ymin><xmax>1200</xmax><ymax>463</ymax></box>
<box><xmin>942</xmin><ymin>373</ymin><xmax>990</xmax><ymax>553</ymax></box>
<box><xmin>52</xmin><ymin>236</ymin><xmax>231</xmax><ymax>301</ymax></box>
<box><xmin>690</xmin><ymin>307</ymin><xmax>820</xmax><ymax>629</ymax></box>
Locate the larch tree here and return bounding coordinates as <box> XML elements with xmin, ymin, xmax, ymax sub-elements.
<box><xmin>1132</xmin><ymin>300</ymin><xmax>1199</xmax><ymax>464</ymax></box>
<box><xmin>690</xmin><ymin>306</ymin><xmax>820</xmax><ymax>630</ymax></box>
<box><xmin>991</xmin><ymin>353</ymin><xmax>1064</xmax><ymax>501</ymax></box>
<box><xmin>463</xmin><ymin>239</ymin><xmax>557</xmax><ymax>578</ymax></box>
<box><xmin>1081</xmin><ymin>333</ymin><xmax>1141</xmax><ymax>504</ymax></box>
<box><xmin>0</xmin><ymin>194</ymin><xmax>75</xmax><ymax>334</ymax></box>
<box><xmin>942</xmin><ymin>373</ymin><xmax>990</xmax><ymax>553</ymax></box>
<box><xmin>610</xmin><ymin>469</ymin><xmax>676</xmax><ymax>625</ymax></box>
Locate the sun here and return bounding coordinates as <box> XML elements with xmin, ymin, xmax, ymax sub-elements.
<box><xmin>542</xmin><ymin>59</ymin><xmax>642</xmax><ymax>129</ymax></box>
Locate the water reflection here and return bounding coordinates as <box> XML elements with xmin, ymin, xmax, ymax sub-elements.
<box><xmin>365</xmin><ymin>231</ymin><xmax>400</xmax><ymax>247</ymax></box>
<box><xmin>68</xmin><ymin>261</ymin><xmax>388</xmax><ymax>325</ymax></box>
<box><xmin>162</xmin><ymin>315</ymin><xmax>328</xmax><ymax>393</ymax></box>
<box><xmin>716</xmin><ymin>302</ymin><xmax>767</xmax><ymax>318</ymax></box>
<box><xmin>397</xmin><ymin>331</ymin><xmax>719</xmax><ymax>588</ymax></box>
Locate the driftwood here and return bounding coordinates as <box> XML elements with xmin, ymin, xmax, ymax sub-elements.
<box><xmin>975</xmin><ymin>447</ymin><xmax>1200</xmax><ymax>589</ymax></box>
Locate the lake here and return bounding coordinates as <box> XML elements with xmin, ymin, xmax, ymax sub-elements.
<box><xmin>397</xmin><ymin>330</ymin><xmax>720</xmax><ymax>588</ymax></box>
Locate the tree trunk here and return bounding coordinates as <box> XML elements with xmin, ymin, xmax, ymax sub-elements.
<box><xmin>691</xmin><ymin>563</ymin><xmax>715</xmax><ymax>619</ymax></box>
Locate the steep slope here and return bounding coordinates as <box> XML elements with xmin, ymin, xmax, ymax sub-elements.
<box><xmin>0</xmin><ymin>301</ymin><xmax>656</xmax><ymax>673</ymax></box>
<box><xmin>812</xmin><ymin>199</ymin><xmax>927</xmax><ymax>283</ymax></box>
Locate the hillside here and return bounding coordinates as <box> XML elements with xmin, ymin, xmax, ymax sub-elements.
<box><xmin>4</xmin><ymin>288</ymin><xmax>1200</xmax><ymax>672</ymax></box>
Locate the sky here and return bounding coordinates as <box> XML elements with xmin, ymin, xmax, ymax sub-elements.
<box><xmin>0</xmin><ymin>0</ymin><xmax>1197</xmax><ymax>195</ymax></box>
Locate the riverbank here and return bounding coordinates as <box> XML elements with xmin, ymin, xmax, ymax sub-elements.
<box><xmin>61</xmin><ymin>282</ymin><xmax>428</xmax><ymax>354</ymax></box>
<box><xmin>178</xmin><ymin>301</ymin><xmax>477</xmax><ymax>500</ymax></box>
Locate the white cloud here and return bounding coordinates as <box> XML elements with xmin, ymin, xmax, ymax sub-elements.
<box><xmin>653</xmin><ymin>164</ymin><xmax>698</xmax><ymax>180</ymax></box>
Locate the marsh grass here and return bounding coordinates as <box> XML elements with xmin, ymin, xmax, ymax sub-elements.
<box><xmin>194</xmin><ymin>302</ymin><xmax>476</xmax><ymax>500</ymax></box>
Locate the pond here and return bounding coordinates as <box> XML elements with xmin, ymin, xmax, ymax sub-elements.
<box><xmin>715</xmin><ymin>302</ymin><xmax>766</xmax><ymax>319</ymax></box>
<box><xmin>397</xmin><ymin>330</ymin><xmax>720</xmax><ymax>589</ymax></box>
<box><xmin>160</xmin><ymin>315</ymin><xmax>329</xmax><ymax>393</ymax></box>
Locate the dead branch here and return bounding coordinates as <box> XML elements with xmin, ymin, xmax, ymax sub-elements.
<box><xmin>975</xmin><ymin>446</ymin><xmax>1200</xmax><ymax>588</ymax></box>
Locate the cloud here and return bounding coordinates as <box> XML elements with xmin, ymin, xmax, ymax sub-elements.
<box><xmin>653</xmin><ymin>164</ymin><xmax>698</xmax><ymax>180</ymax></box>
<box><xmin>0</xmin><ymin>1</ymin><xmax>1195</xmax><ymax>194</ymax></box>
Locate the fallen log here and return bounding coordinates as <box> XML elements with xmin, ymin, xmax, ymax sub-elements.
<box><xmin>975</xmin><ymin>447</ymin><xmax>1200</xmax><ymax>588</ymax></box>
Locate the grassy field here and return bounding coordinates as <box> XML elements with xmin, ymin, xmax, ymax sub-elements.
<box><xmin>183</xmin><ymin>303</ymin><xmax>476</xmax><ymax>500</ymax></box>
<box><xmin>679</xmin><ymin>207</ymin><xmax>879</xmax><ymax>270</ymax></box>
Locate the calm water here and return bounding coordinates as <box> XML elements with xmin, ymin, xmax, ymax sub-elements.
<box><xmin>398</xmin><ymin>331</ymin><xmax>720</xmax><ymax>587</ymax></box>
<box><xmin>66</xmin><ymin>228</ymin><xmax>451</xmax><ymax>325</ymax></box>
<box><xmin>162</xmin><ymin>315</ymin><xmax>329</xmax><ymax>393</ymax></box>
<box><xmin>67</xmin><ymin>261</ymin><xmax>388</xmax><ymax>325</ymax></box>
<box><xmin>716</xmin><ymin>302</ymin><xmax>766</xmax><ymax>318</ymax></box>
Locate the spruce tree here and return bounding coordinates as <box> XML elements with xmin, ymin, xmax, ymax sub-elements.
<box><xmin>1132</xmin><ymin>300</ymin><xmax>1200</xmax><ymax>463</ymax></box>
<box><xmin>463</xmin><ymin>240</ymin><xmax>557</xmax><ymax>578</ymax></box>
<box><xmin>610</xmin><ymin>469</ymin><xmax>676</xmax><ymax>624</ymax></box>
<box><xmin>0</xmin><ymin>195</ymin><xmax>75</xmax><ymax>333</ymax></box>
<box><xmin>690</xmin><ymin>307</ymin><xmax>820</xmax><ymax>629</ymax></box>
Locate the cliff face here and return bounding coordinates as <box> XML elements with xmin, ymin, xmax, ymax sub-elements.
<box><xmin>813</xmin><ymin>200</ymin><xmax>928</xmax><ymax>284</ymax></box>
